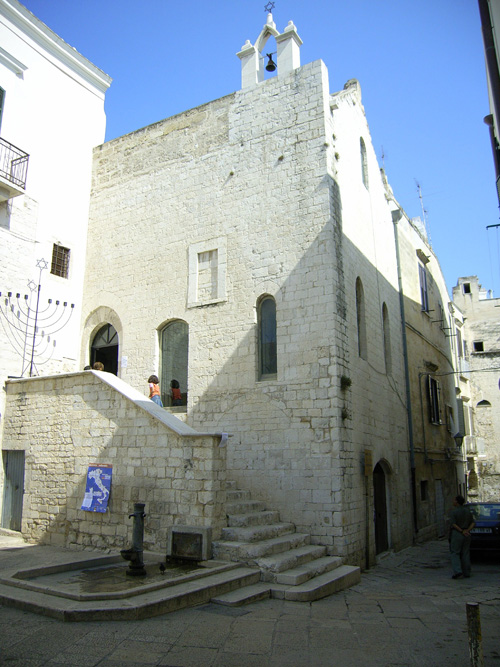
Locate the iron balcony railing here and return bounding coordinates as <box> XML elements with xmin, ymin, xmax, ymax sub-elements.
<box><xmin>0</xmin><ymin>136</ymin><xmax>29</xmax><ymax>190</ymax></box>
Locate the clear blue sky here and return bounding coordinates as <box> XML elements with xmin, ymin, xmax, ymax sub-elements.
<box><xmin>21</xmin><ymin>0</ymin><xmax>500</xmax><ymax>296</ymax></box>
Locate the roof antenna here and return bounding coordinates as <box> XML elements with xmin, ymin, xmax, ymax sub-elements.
<box><xmin>415</xmin><ymin>179</ymin><xmax>431</xmax><ymax>245</ymax></box>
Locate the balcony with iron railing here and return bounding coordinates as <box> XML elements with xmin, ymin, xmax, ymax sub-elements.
<box><xmin>0</xmin><ymin>137</ymin><xmax>29</xmax><ymax>201</ymax></box>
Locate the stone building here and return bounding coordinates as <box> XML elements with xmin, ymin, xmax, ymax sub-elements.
<box><xmin>453</xmin><ymin>276</ymin><xmax>500</xmax><ymax>500</ymax></box>
<box><xmin>387</xmin><ymin>199</ymin><xmax>468</xmax><ymax>542</ymax></box>
<box><xmin>1</xmin><ymin>9</ymin><xmax>470</xmax><ymax>569</ymax></box>
<box><xmin>0</xmin><ymin>0</ymin><xmax>111</xmax><ymax>432</ymax></box>
<box><xmin>478</xmin><ymin>0</ymin><xmax>500</xmax><ymax>205</ymax></box>
<box><xmin>0</xmin><ymin>0</ymin><xmax>110</xmax><ymax>531</ymax></box>
<box><xmin>80</xmin><ymin>14</ymin><xmax>419</xmax><ymax>567</ymax></box>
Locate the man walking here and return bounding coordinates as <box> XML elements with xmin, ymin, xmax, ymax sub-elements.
<box><xmin>449</xmin><ymin>495</ymin><xmax>475</xmax><ymax>579</ymax></box>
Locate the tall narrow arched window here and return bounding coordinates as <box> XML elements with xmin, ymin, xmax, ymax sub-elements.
<box><xmin>382</xmin><ymin>302</ymin><xmax>392</xmax><ymax>374</ymax></box>
<box><xmin>258</xmin><ymin>296</ymin><xmax>277</xmax><ymax>379</ymax></box>
<box><xmin>160</xmin><ymin>320</ymin><xmax>188</xmax><ymax>408</ymax></box>
<box><xmin>356</xmin><ymin>278</ymin><xmax>367</xmax><ymax>360</ymax></box>
<box><xmin>360</xmin><ymin>137</ymin><xmax>369</xmax><ymax>189</ymax></box>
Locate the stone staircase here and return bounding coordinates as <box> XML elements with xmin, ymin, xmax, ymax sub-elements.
<box><xmin>211</xmin><ymin>483</ymin><xmax>360</xmax><ymax>605</ymax></box>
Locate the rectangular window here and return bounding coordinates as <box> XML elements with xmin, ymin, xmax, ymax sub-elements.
<box><xmin>427</xmin><ymin>375</ymin><xmax>441</xmax><ymax>425</ymax></box>
<box><xmin>473</xmin><ymin>341</ymin><xmax>484</xmax><ymax>352</ymax></box>
<box><xmin>197</xmin><ymin>249</ymin><xmax>218</xmax><ymax>301</ymax></box>
<box><xmin>463</xmin><ymin>283</ymin><xmax>471</xmax><ymax>294</ymax></box>
<box><xmin>445</xmin><ymin>405</ymin><xmax>454</xmax><ymax>433</ymax></box>
<box><xmin>420</xmin><ymin>480</ymin><xmax>428</xmax><ymax>502</ymax></box>
<box><xmin>50</xmin><ymin>244</ymin><xmax>70</xmax><ymax>279</ymax></box>
<box><xmin>419</xmin><ymin>264</ymin><xmax>429</xmax><ymax>312</ymax></box>
<box><xmin>187</xmin><ymin>237</ymin><xmax>227</xmax><ymax>307</ymax></box>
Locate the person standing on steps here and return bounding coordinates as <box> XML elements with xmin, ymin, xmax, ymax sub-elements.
<box><xmin>449</xmin><ymin>495</ymin><xmax>475</xmax><ymax>579</ymax></box>
<box><xmin>148</xmin><ymin>375</ymin><xmax>163</xmax><ymax>407</ymax></box>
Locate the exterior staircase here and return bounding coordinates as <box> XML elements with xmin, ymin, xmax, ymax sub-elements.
<box><xmin>211</xmin><ymin>483</ymin><xmax>360</xmax><ymax>606</ymax></box>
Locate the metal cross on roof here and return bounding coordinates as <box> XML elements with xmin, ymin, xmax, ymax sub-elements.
<box><xmin>264</xmin><ymin>2</ymin><xmax>275</xmax><ymax>13</ymax></box>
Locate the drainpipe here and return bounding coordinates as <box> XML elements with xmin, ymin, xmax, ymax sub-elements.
<box><xmin>392</xmin><ymin>210</ymin><xmax>418</xmax><ymax>535</ymax></box>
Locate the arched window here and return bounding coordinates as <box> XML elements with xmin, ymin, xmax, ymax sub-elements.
<box><xmin>382</xmin><ymin>302</ymin><xmax>392</xmax><ymax>374</ymax></box>
<box><xmin>360</xmin><ymin>137</ymin><xmax>368</xmax><ymax>189</ymax></box>
<box><xmin>160</xmin><ymin>320</ymin><xmax>188</xmax><ymax>408</ymax></box>
<box><xmin>356</xmin><ymin>278</ymin><xmax>367</xmax><ymax>360</ymax></box>
<box><xmin>476</xmin><ymin>400</ymin><xmax>491</xmax><ymax>408</ymax></box>
<box><xmin>258</xmin><ymin>296</ymin><xmax>277</xmax><ymax>379</ymax></box>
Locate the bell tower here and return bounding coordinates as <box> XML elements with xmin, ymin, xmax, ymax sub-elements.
<box><xmin>237</xmin><ymin>10</ymin><xmax>302</xmax><ymax>89</ymax></box>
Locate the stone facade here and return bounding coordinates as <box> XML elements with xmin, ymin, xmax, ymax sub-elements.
<box><xmin>81</xmin><ymin>46</ymin><xmax>416</xmax><ymax>566</ymax></box>
<box><xmin>0</xmin><ymin>0</ymin><xmax>111</xmax><ymax>448</ymax></box>
<box><xmin>453</xmin><ymin>276</ymin><xmax>500</xmax><ymax>501</ymax></box>
<box><xmin>1</xmin><ymin>8</ymin><xmax>476</xmax><ymax>565</ymax></box>
<box><xmin>388</xmin><ymin>203</ymin><xmax>468</xmax><ymax>542</ymax></box>
<box><xmin>2</xmin><ymin>371</ymin><xmax>226</xmax><ymax>550</ymax></box>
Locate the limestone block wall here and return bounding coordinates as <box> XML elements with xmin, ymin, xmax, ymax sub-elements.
<box><xmin>2</xmin><ymin>371</ymin><xmax>226</xmax><ymax>551</ymax></box>
<box><xmin>82</xmin><ymin>59</ymin><xmax>414</xmax><ymax>566</ymax></box>
<box><xmin>82</xmin><ymin>60</ymin><xmax>351</xmax><ymax>555</ymax></box>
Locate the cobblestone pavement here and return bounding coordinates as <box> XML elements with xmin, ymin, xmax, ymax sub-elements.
<box><xmin>0</xmin><ymin>536</ymin><xmax>498</xmax><ymax>666</ymax></box>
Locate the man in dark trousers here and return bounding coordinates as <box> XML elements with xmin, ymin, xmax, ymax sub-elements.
<box><xmin>449</xmin><ymin>495</ymin><xmax>475</xmax><ymax>579</ymax></box>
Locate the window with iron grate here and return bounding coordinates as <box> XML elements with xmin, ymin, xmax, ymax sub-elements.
<box><xmin>50</xmin><ymin>244</ymin><xmax>70</xmax><ymax>279</ymax></box>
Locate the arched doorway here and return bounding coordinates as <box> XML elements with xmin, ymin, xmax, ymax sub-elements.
<box><xmin>91</xmin><ymin>324</ymin><xmax>119</xmax><ymax>375</ymax></box>
<box><xmin>373</xmin><ymin>462</ymin><xmax>389</xmax><ymax>554</ymax></box>
<box><xmin>160</xmin><ymin>320</ymin><xmax>188</xmax><ymax>407</ymax></box>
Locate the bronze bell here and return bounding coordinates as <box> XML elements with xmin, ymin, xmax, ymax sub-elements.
<box><xmin>265</xmin><ymin>53</ymin><xmax>277</xmax><ymax>72</ymax></box>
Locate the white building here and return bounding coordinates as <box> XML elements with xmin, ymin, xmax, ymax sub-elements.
<box><xmin>0</xmin><ymin>0</ymin><xmax>111</xmax><ymax>440</ymax></box>
<box><xmin>79</xmin><ymin>15</ymin><xmax>418</xmax><ymax>567</ymax></box>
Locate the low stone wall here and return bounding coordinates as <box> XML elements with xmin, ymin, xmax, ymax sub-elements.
<box><xmin>2</xmin><ymin>371</ymin><xmax>226</xmax><ymax>552</ymax></box>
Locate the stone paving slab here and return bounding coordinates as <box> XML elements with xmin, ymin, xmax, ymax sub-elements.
<box><xmin>0</xmin><ymin>534</ymin><xmax>499</xmax><ymax>665</ymax></box>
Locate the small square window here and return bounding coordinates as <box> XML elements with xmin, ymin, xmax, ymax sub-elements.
<box><xmin>473</xmin><ymin>341</ymin><xmax>484</xmax><ymax>353</ymax></box>
<box><xmin>50</xmin><ymin>244</ymin><xmax>70</xmax><ymax>279</ymax></box>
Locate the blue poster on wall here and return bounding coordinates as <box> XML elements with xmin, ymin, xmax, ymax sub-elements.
<box><xmin>81</xmin><ymin>464</ymin><xmax>112</xmax><ymax>512</ymax></box>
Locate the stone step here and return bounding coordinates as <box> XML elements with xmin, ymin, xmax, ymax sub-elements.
<box><xmin>226</xmin><ymin>500</ymin><xmax>266</xmax><ymax>515</ymax></box>
<box><xmin>227</xmin><ymin>510</ymin><xmax>281</xmax><ymax>528</ymax></box>
<box><xmin>0</xmin><ymin>566</ymin><xmax>261</xmax><ymax>622</ymax></box>
<box><xmin>213</xmin><ymin>532</ymin><xmax>310</xmax><ymax>563</ymax></box>
<box><xmin>211</xmin><ymin>583</ymin><xmax>271</xmax><ymax>607</ymax></box>
<box><xmin>226</xmin><ymin>489</ymin><xmax>251</xmax><ymax>502</ymax></box>
<box><xmin>275</xmin><ymin>555</ymin><xmax>343</xmax><ymax>585</ymax></box>
<box><xmin>258</xmin><ymin>544</ymin><xmax>327</xmax><ymax>579</ymax></box>
<box><xmin>283</xmin><ymin>565</ymin><xmax>361</xmax><ymax>602</ymax></box>
<box><xmin>221</xmin><ymin>522</ymin><xmax>295</xmax><ymax>544</ymax></box>
<box><xmin>211</xmin><ymin>566</ymin><xmax>361</xmax><ymax>606</ymax></box>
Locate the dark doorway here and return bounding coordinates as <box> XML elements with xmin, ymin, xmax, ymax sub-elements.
<box><xmin>1</xmin><ymin>450</ymin><xmax>25</xmax><ymax>531</ymax></box>
<box><xmin>373</xmin><ymin>462</ymin><xmax>389</xmax><ymax>554</ymax></box>
<box><xmin>91</xmin><ymin>324</ymin><xmax>119</xmax><ymax>375</ymax></box>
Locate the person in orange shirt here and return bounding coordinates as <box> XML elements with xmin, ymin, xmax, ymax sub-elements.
<box><xmin>170</xmin><ymin>379</ymin><xmax>182</xmax><ymax>406</ymax></box>
<box><xmin>148</xmin><ymin>375</ymin><xmax>163</xmax><ymax>407</ymax></box>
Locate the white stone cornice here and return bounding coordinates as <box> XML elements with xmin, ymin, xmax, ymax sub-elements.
<box><xmin>0</xmin><ymin>0</ymin><xmax>112</xmax><ymax>94</ymax></box>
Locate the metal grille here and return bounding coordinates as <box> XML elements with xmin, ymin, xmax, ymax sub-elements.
<box><xmin>50</xmin><ymin>244</ymin><xmax>70</xmax><ymax>278</ymax></box>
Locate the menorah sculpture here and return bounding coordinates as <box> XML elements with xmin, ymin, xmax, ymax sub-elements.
<box><xmin>0</xmin><ymin>258</ymin><xmax>75</xmax><ymax>377</ymax></box>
